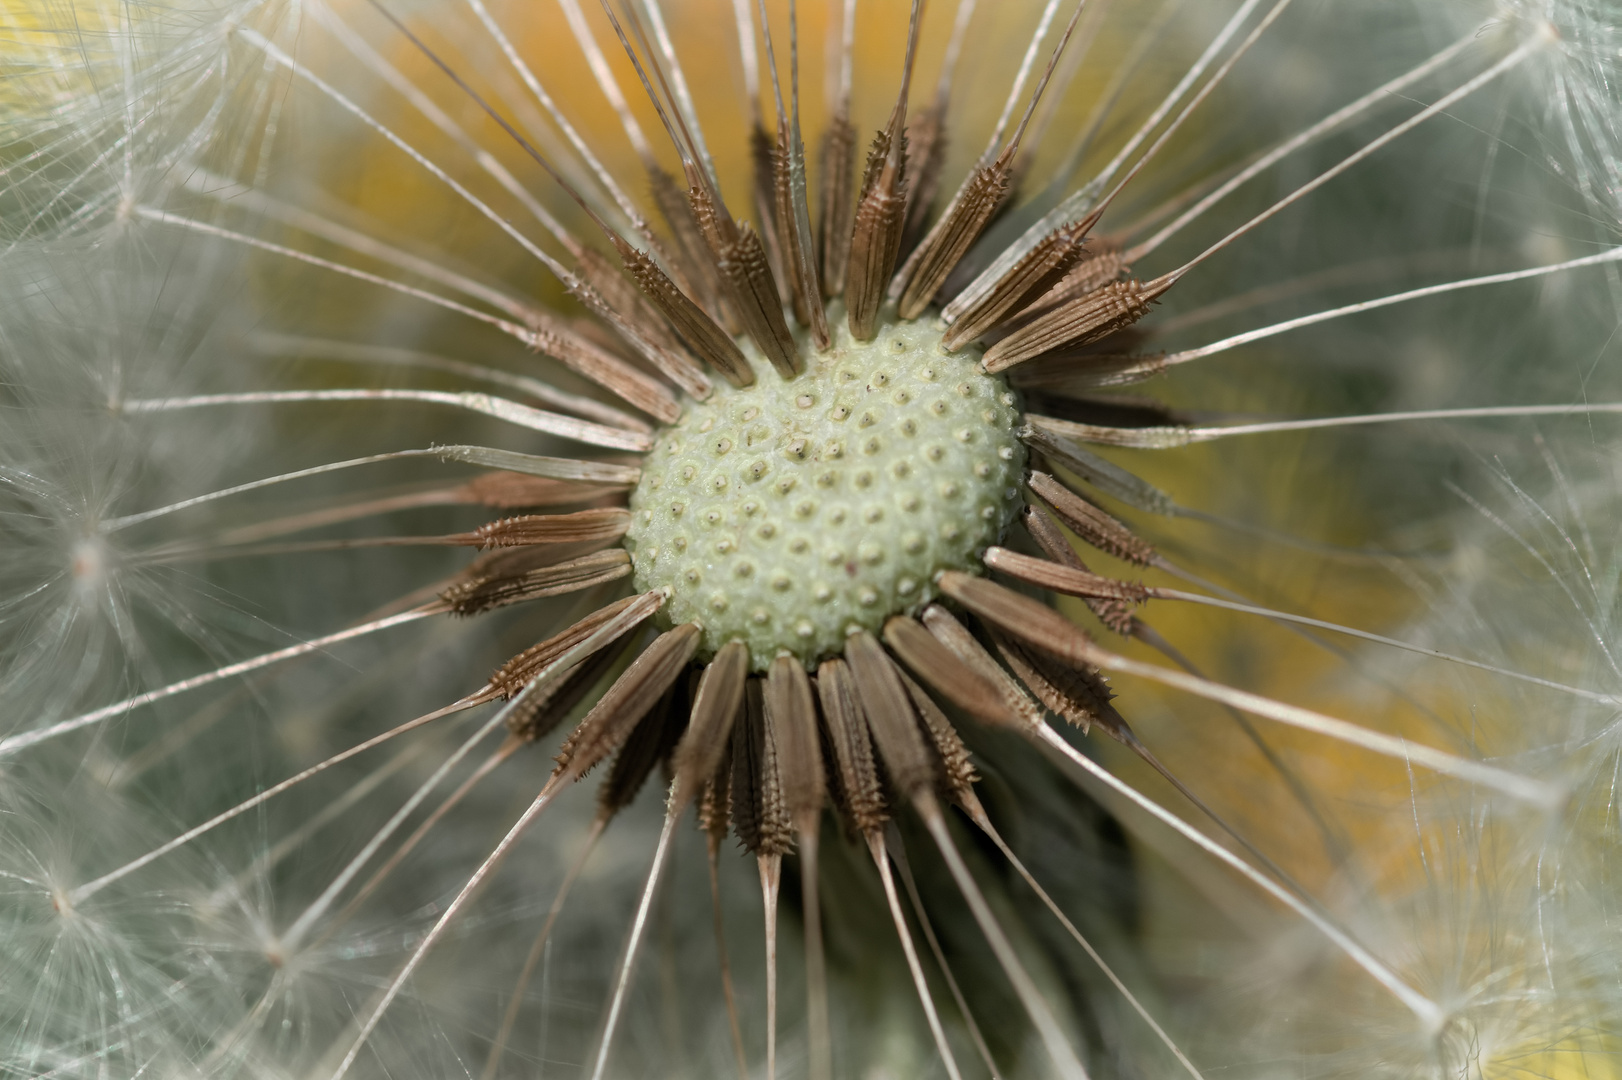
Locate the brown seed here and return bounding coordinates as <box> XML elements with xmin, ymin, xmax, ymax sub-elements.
<box><xmin>506</xmin><ymin>628</ymin><xmax>641</xmax><ymax>742</ymax></box>
<box><xmin>1017</xmin><ymin>243</ymin><xmax>1130</xmax><ymax>322</ymax></box>
<box><xmin>939</xmin><ymin>220</ymin><xmax>1091</xmax><ymax>351</ymax></box>
<box><xmin>818</xmin><ymin>110</ymin><xmax>857</xmax><ymax>297</ymax></box>
<box><xmin>555</xmin><ymin>623</ymin><xmax>702</xmax><ymax>780</ymax></box>
<box><xmin>486</xmin><ymin>593</ymin><xmax>659</xmax><ymax>701</ymax></box>
<box><xmin>598</xmin><ymin>679</ymin><xmax>688</xmax><ymax>815</ymax></box>
<box><xmin>439</xmin><ymin>548</ymin><xmax>632</xmax><ymax>616</ymax></box>
<box><xmin>614</xmin><ymin>238</ymin><xmax>755</xmax><ymax>387</ymax></box>
<box><xmin>982</xmin><ymin>546</ymin><xmax>1148</xmax><ymax>605</ymax></box>
<box><xmin>648</xmin><ymin>164</ymin><xmax>735</xmax><ymax>330</ymax></box>
<box><xmin>456</xmin><ymin>538</ymin><xmax>618</xmax><ymax>595</ymax></box>
<box><xmin>754</xmin><ymin>125</ymin><xmax>792</xmax><ymax>306</ymax></box>
<box><xmin>894</xmin><ymin>666</ymin><xmax>977</xmax><ymax>805</ymax></box>
<box><xmin>882</xmin><ymin>616</ymin><xmax>1017</xmax><ymax>728</ymax></box>
<box><xmin>844</xmin><ymin>630</ymin><xmax>935</xmax><ymax>799</ymax></box>
<box><xmin>1026</xmin><ymin>472</ymin><xmax>1156</xmax><ymax>566</ymax></box>
<box><xmin>772</xmin><ymin>130</ymin><xmax>806</xmax><ymax>323</ymax></box>
<box><xmin>671</xmin><ymin>640</ymin><xmax>749</xmax><ymax>798</ymax></box>
<box><xmin>690</xmin><ymin>184</ymin><xmax>801</xmax><ymax>377</ymax></box>
<box><xmin>528</xmin><ymin>315</ymin><xmax>682</xmax><ymax>423</ymax></box>
<box><xmin>982</xmin><ymin>274</ymin><xmax>1175</xmax><ymax>372</ymax></box>
<box><xmin>728</xmin><ymin>680</ymin><xmax>765</xmax><ymax>851</ymax></box>
<box><xmin>719</xmin><ymin>223</ymin><xmax>801</xmax><ymax>378</ymax></box>
<box><xmin>730</xmin><ymin>678</ymin><xmax>793</xmax><ymax>856</ymax></box>
<box><xmin>469</xmin><ymin>508</ymin><xmax>632</xmax><ymax>550</ymax></box>
<box><xmin>574</xmin><ymin>244</ymin><xmax>687</xmax><ymax>361</ymax></box>
<box><xmin>774</xmin><ymin>124</ymin><xmax>831</xmax><ymax>349</ymax></box>
<box><xmin>895</xmin><ymin>161</ymin><xmax>1010</xmax><ymax>320</ymax></box>
<box><xmin>756</xmin><ymin>695</ymin><xmax>793</xmax><ymax>858</ymax></box>
<box><xmin>816</xmin><ymin>657</ymin><xmax>886</xmax><ymax>836</ymax></box>
<box><xmin>843</xmin><ymin>138</ymin><xmax>908</xmax><ymax>342</ymax></box>
<box><xmin>1024</xmin><ymin>412</ymin><xmax>1194</xmax><ymax>450</ymax></box>
<box><xmin>919</xmin><ymin>604</ymin><xmax>1046</xmax><ymax>733</ymax></box>
<box><xmin>1019</xmin><ymin>506</ymin><xmax>1135</xmax><ymax>636</ymax></box>
<box><xmin>766</xmin><ymin>655</ymin><xmax>824</xmax><ymax>830</ymax></box>
<box><xmin>936</xmin><ymin>570</ymin><xmax>1104</xmax><ymax>675</ymax></box>
<box><xmin>463</xmin><ymin>472</ymin><xmax>630</xmax><ymax>509</ymax></box>
<box><xmin>560</xmin><ymin>277</ymin><xmax>711</xmax><ymax>406</ymax></box>
<box><xmin>990</xmin><ymin>629</ymin><xmax>1130</xmax><ymax>741</ymax></box>
<box><xmin>843</xmin><ymin>0</ymin><xmax>921</xmax><ymax>341</ymax></box>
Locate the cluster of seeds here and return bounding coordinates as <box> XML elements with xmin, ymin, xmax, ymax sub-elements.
<box><xmin>627</xmin><ymin>314</ymin><xmax>1025</xmax><ymax>668</ymax></box>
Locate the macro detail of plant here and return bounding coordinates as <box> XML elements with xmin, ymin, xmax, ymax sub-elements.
<box><xmin>3</xmin><ymin>0</ymin><xmax>1621</xmax><ymax>1077</ymax></box>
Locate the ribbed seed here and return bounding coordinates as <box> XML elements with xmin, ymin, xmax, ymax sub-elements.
<box><xmin>1019</xmin><ymin>506</ymin><xmax>1136</xmax><ymax>636</ymax></box>
<box><xmin>672</xmin><ymin>640</ymin><xmax>749</xmax><ymax>796</ymax></box>
<box><xmin>766</xmin><ymin>655</ymin><xmax>825</xmax><ymax>829</ymax></box>
<box><xmin>1026</xmin><ymin>472</ymin><xmax>1157</xmax><ymax>566</ymax></box>
<box><xmin>506</xmin><ymin>629</ymin><xmax>642</xmax><ymax>742</ymax></box>
<box><xmin>565</xmin><ymin>277</ymin><xmax>711</xmax><ymax>402</ymax></box>
<box><xmin>936</xmin><ymin>571</ymin><xmax>1104</xmax><ymax>676</ymax></box>
<box><xmin>731</xmin><ymin>679</ymin><xmax>793</xmax><ymax>856</ymax></box>
<box><xmin>982</xmin><ymin>546</ymin><xmax>1148</xmax><ymax>606</ymax></box>
<box><xmin>1025</xmin><ymin>413</ymin><xmax>1195</xmax><ymax>450</ymax></box>
<box><xmin>574</xmin><ymin>245</ymin><xmax>687</xmax><ymax>360</ymax></box>
<box><xmin>896</xmin><ymin>161</ymin><xmax>1009</xmax><ymax>320</ymax></box>
<box><xmin>990</xmin><ymin>628</ymin><xmax>1129</xmax><ymax>741</ymax></box>
<box><xmin>648</xmin><ymin>164</ymin><xmax>734</xmax><ymax>330</ymax></box>
<box><xmin>919</xmin><ymin>604</ymin><xmax>1046</xmax><ymax>733</ymax></box>
<box><xmin>771</xmin><ymin>128</ymin><xmax>807</xmax><ymax>325</ymax></box>
<box><xmin>719</xmin><ymin>224</ymin><xmax>802</xmax><ymax>378</ymax></box>
<box><xmin>470</xmin><ymin>508</ymin><xmax>631</xmax><ymax>549</ymax></box>
<box><xmin>756</xmin><ymin>683</ymin><xmax>793</xmax><ymax>856</ymax></box>
<box><xmin>882</xmin><ymin>616</ymin><xmax>1016</xmax><ymax>728</ymax></box>
<box><xmin>815</xmin><ymin>657</ymin><xmax>886</xmax><ymax>836</ymax></box>
<box><xmin>775</xmin><ymin>124</ymin><xmax>831</xmax><ymax>349</ymax></box>
<box><xmin>982</xmin><ymin>275</ymin><xmax>1175</xmax><ymax>372</ymax></box>
<box><xmin>894</xmin><ymin>665</ymin><xmax>977</xmax><ymax>805</ymax></box>
<box><xmin>615</xmin><ymin>238</ymin><xmax>754</xmax><ymax>387</ymax></box>
<box><xmin>1018</xmin><ymin>243</ymin><xmax>1130</xmax><ymax>322</ymax></box>
<box><xmin>843</xmin><ymin>147</ymin><xmax>908</xmax><ymax>341</ymax></box>
<box><xmin>456</xmin><ymin>539</ymin><xmax>614</xmax><ymax>597</ymax></box>
<box><xmin>940</xmin><ymin>221</ymin><xmax>1091</xmax><ymax>350</ymax></box>
<box><xmin>753</xmin><ymin>125</ymin><xmax>792</xmax><ymax>307</ymax></box>
<box><xmin>555</xmin><ymin>623</ymin><xmax>702</xmax><ymax>779</ymax></box>
<box><xmin>440</xmin><ymin>548</ymin><xmax>632</xmax><ymax>616</ymax></box>
<box><xmin>689</xmin><ymin>181</ymin><xmax>800</xmax><ymax>378</ymax></box>
<box><xmin>844</xmin><ymin>630</ymin><xmax>935</xmax><ymax>798</ymax></box>
<box><xmin>818</xmin><ymin>111</ymin><xmax>857</xmax><ymax>297</ymax></box>
<box><xmin>530</xmin><ymin>317</ymin><xmax>680</xmax><ymax>423</ymax></box>
<box><xmin>487</xmin><ymin>594</ymin><xmax>653</xmax><ymax>700</ymax></box>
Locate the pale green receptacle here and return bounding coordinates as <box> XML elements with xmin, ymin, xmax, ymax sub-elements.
<box><xmin>626</xmin><ymin>313</ymin><xmax>1027</xmax><ymax>669</ymax></box>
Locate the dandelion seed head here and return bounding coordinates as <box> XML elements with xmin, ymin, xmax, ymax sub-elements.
<box><xmin>4</xmin><ymin>0</ymin><xmax>1622</xmax><ymax>1076</ymax></box>
<box><xmin>628</xmin><ymin>310</ymin><xmax>1023</xmax><ymax>667</ymax></box>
